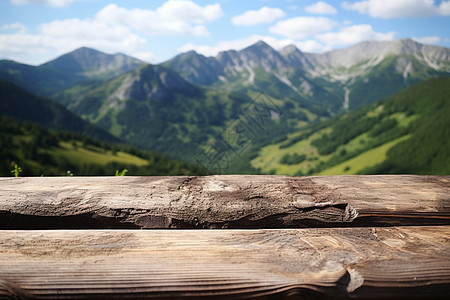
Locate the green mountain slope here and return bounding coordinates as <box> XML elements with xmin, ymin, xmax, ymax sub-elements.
<box><xmin>55</xmin><ymin>64</ymin><xmax>303</xmax><ymax>163</ymax></box>
<box><xmin>3</xmin><ymin>40</ymin><xmax>448</xmax><ymax>174</ymax></box>
<box><xmin>0</xmin><ymin>80</ymin><xmax>119</xmax><ymax>143</ymax></box>
<box><xmin>0</xmin><ymin>117</ymin><xmax>205</xmax><ymax>176</ymax></box>
<box><xmin>0</xmin><ymin>60</ymin><xmax>81</xmax><ymax>97</ymax></box>
<box><xmin>343</xmin><ymin>54</ymin><xmax>450</xmax><ymax>110</ymax></box>
<box><xmin>251</xmin><ymin>77</ymin><xmax>450</xmax><ymax>175</ymax></box>
<box><xmin>55</xmin><ymin>64</ymin><xmax>229</xmax><ymax>159</ymax></box>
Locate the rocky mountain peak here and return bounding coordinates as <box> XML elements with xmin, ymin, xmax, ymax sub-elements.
<box><xmin>279</xmin><ymin>44</ymin><xmax>301</xmax><ymax>56</ymax></box>
<box><xmin>240</xmin><ymin>40</ymin><xmax>279</xmax><ymax>58</ymax></box>
<box><xmin>183</xmin><ymin>50</ymin><xmax>199</xmax><ymax>56</ymax></box>
<box><xmin>70</xmin><ymin>46</ymin><xmax>104</xmax><ymax>57</ymax></box>
<box><xmin>279</xmin><ymin>44</ymin><xmax>313</xmax><ymax>69</ymax></box>
<box><xmin>238</xmin><ymin>40</ymin><xmax>287</xmax><ymax>71</ymax></box>
<box><xmin>401</xmin><ymin>38</ymin><xmax>424</xmax><ymax>50</ymax></box>
<box><xmin>41</xmin><ymin>47</ymin><xmax>144</xmax><ymax>78</ymax></box>
<box><xmin>162</xmin><ymin>49</ymin><xmax>223</xmax><ymax>85</ymax></box>
<box><xmin>160</xmin><ymin>38</ymin><xmax>450</xmax><ymax>91</ymax></box>
<box><xmin>124</xmin><ymin>64</ymin><xmax>197</xmax><ymax>101</ymax></box>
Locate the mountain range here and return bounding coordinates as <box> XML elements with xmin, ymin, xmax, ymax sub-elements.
<box><xmin>0</xmin><ymin>47</ymin><xmax>144</xmax><ymax>97</ymax></box>
<box><xmin>164</xmin><ymin>39</ymin><xmax>450</xmax><ymax>110</ymax></box>
<box><xmin>0</xmin><ymin>38</ymin><xmax>449</xmax><ymax>174</ymax></box>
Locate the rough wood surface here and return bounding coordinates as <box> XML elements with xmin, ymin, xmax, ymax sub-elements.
<box><xmin>1</xmin><ymin>175</ymin><xmax>449</xmax><ymax>229</ymax></box>
<box><xmin>0</xmin><ymin>227</ymin><xmax>449</xmax><ymax>299</ymax></box>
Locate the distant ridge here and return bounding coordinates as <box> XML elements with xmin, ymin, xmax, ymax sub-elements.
<box><xmin>165</xmin><ymin>38</ymin><xmax>450</xmax><ymax>84</ymax></box>
<box><xmin>41</xmin><ymin>47</ymin><xmax>145</xmax><ymax>79</ymax></box>
<box><xmin>0</xmin><ymin>47</ymin><xmax>145</xmax><ymax>97</ymax></box>
<box><xmin>163</xmin><ymin>38</ymin><xmax>450</xmax><ymax>109</ymax></box>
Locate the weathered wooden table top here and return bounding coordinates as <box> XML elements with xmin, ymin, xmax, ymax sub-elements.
<box><xmin>0</xmin><ymin>175</ymin><xmax>449</xmax><ymax>299</ymax></box>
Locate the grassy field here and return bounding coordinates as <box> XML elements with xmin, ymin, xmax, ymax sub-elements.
<box><xmin>318</xmin><ymin>135</ymin><xmax>410</xmax><ymax>175</ymax></box>
<box><xmin>0</xmin><ymin>117</ymin><xmax>206</xmax><ymax>176</ymax></box>
<box><xmin>250</xmin><ymin>127</ymin><xmax>333</xmax><ymax>175</ymax></box>
<box><xmin>250</xmin><ymin>78</ymin><xmax>449</xmax><ymax>176</ymax></box>
<box><xmin>251</xmin><ymin>114</ymin><xmax>413</xmax><ymax>176</ymax></box>
<box><xmin>47</xmin><ymin>141</ymin><xmax>149</xmax><ymax>167</ymax></box>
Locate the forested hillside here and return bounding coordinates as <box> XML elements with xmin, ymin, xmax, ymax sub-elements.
<box><xmin>0</xmin><ymin>117</ymin><xmax>205</xmax><ymax>176</ymax></box>
<box><xmin>0</xmin><ymin>80</ymin><xmax>119</xmax><ymax>143</ymax></box>
<box><xmin>251</xmin><ymin>77</ymin><xmax>450</xmax><ymax>175</ymax></box>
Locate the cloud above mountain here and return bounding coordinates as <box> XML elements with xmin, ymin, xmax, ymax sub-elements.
<box><xmin>1</xmin><ymin>1</ymin><xmax>223</xmax><ymax>64</ymax></box>
<box><xmin>96</xmin><ymin>3</ymin><xmax>223</xmax><ymax>36</ymax></box>
<box><xmin>231</xmin><ymin>7</ymin><xmax>285</xmax><ymax>26</ymax></box>
<box><xmin>305</xmin><ymin>1</ymin><xmax>338</xmax><ymax>15</ymax></box>
<box><xmin>413</xmin><ymin>36</ymin><xmax>442</xmax><ymax>44</ymax></box>
<box><xmin>269</xmin><ymin>16</ymin><xmax>337</xmax><ymax>39</ymax></box>
<box><xmin>342</xmin><ymin>0</ymin><xmax>450</xmax><ymax>18</ymax></box>
<box><xmin>1</xmin><ymin>0</ymin><xmax>448</xmax><ymax>65</ymax></box>
<box><xmin>316</xmin><ymin>24</ymin><xmax>396</xmax><ymax>46</ymax></box>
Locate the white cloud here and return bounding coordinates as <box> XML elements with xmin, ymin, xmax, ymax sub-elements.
<box><xmin>231</xmin><ymin>7</ymin><xmax>285</xmax><ymax>26</ymax></box>
<box><xmin>294</xmin><ymin>39</ymin><xmax>332</xmax><ymax>53</ymax></box>
<box><xmin>178</xmin><ymin>35</ymin><xmax>330</xmax><ymax>57</ymax></box>
<box><xmin>157</xmin><ymin>0</ymin><xmax>223</xmax><ymax>23</ymax></box>
<box><xmin>0</xmin><ymin>1</ymin><xmax>223</xmax><ymax>64</ymax></box>
<box><xmin>2</xmin><ymin>23</ymin><xmax>28</xmax><ymax>34</ymax></box>
<box><xmin>96</xmin><ymin>3</ymin><xmax>218</xmax><ymax>36</ymax></box>
<box><xmin>305</xmin><ymin>1</ymin><xmax>337</xmax><ymax>14</ymax></box>
<box><xmin>39</xmin><ymin>18</ymin><xmax>146</xmax><ymax>50</ymax></box>
<box><xmin>440</xmin><ymin>1</ymin><xmax>450</xmax><ymax>15</ymax></box>
<box><xmin>316</xmin><ymin>24</ymin><xmax>396</xmax><ymax>46</ymax></box>
<box><xmin>413</xmin><ymin>36</ymin><xmax>441</xmax><ymax>45</ymax></box>
<box><xmin>97</xmin><ymin>2</ymin><xmax>223</xmax><ymax>36</ymax></box>
<box><xmin>11</xmin><ymin>0</ymin><xmax>76</xmax><ymax>7</ymax></box>
<box><xmin>342</xmin><ymin>0</ymin><xmax>450</xmax><ymax>18</ymax></box>
<box><xmin>0</xmin><ymin>19</ymin><xmax>147</xmax><ymax>63</ymax></box>
<box><xmin>131</xmin><ymin>51</ymin><xmax>160</xmax><ymax>63</ymax></box>
<box><xmin>269</xmin><ymin>16</ymin><xmax>337</xmax><ymax>39</ymax></box>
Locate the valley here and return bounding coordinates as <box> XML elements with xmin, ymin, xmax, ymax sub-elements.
<box><xmin>0</xmin><ymin>116</ymin><xmax>205</xmax><ymax>176</ymax></box>
<box><xmin>251</xmin><ymin>77</ymin><xmax>450</xmax><ymax>175</ymax></box>
<box><xmin>0</xmin><ymin>39</ymin><xmax>449</xmax><ymax>175</ymax></box>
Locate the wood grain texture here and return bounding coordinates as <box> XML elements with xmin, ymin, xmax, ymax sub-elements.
<box><xmin>0</xmin><ymin>175</ymin><xmax>449</xmax><ymax>229</ymax></box>
<box><xmin>0</xmin><ymin>227</ymin><xmax>449</xmax><ymax>299</ymax></box>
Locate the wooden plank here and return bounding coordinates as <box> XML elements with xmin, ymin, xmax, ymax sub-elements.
<box><xmin>0</xmin><ymin>227</ymin><xmax>449</xmax><ymax>299</ymax></box>
<box><xmin>0</xmin><ymin>175</ymin><xmax>449</xmax><ymax>229</ymax></box>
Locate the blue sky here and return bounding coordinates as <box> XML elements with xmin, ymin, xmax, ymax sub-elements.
<box><xmin>1</xmin><ymin>0</ymin><xmax>449</xmax><ymax>65</ymax></box>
